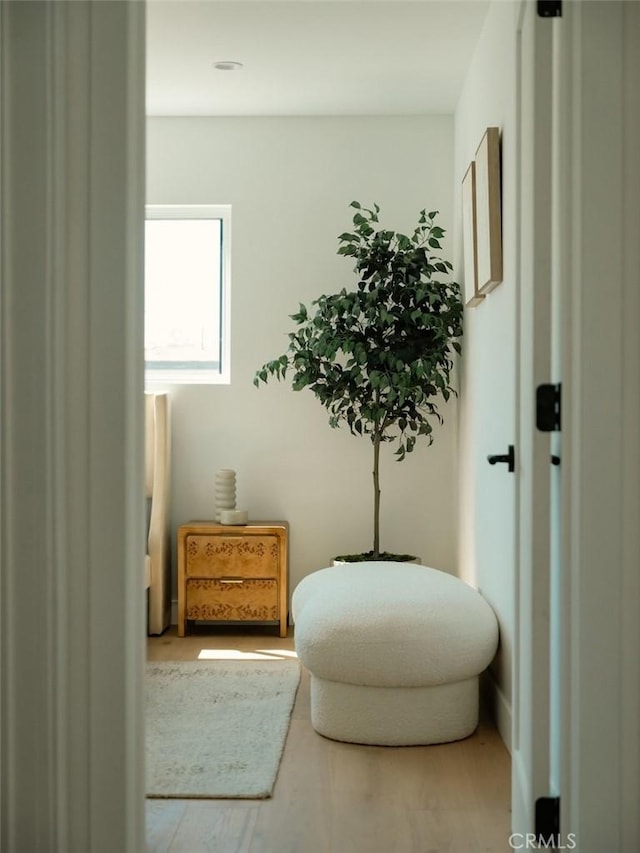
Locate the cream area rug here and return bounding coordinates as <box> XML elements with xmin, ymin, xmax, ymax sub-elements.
<box><xmin>146</xmin><ymin>660</ymin><xmax>301</xmax><ymax>799</ymax></box>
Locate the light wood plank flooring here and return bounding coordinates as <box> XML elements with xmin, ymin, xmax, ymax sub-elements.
<box><xmin>146</xmin><ymin>627</ymin><xmax>511</xmax><ymax>853</ymax></box>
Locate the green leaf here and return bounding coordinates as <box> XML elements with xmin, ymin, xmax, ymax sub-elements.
<box><xmin>290</xmin><ymin>302</ymin><xmax>308</xmax><ymax>323</ymax></box>
<box><xmin>350</xmin><ymin>200</ymin><xmax>362</xmax><ymax>209</ymax></box>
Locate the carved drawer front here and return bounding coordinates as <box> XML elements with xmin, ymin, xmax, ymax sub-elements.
<box><xmin>186</xmin><ymin>578</ymin><xmax>279</xmax><ymax>621</ymax></box>
<box><xmin>185</xmin><ymin>534</ymin><xmax>279</xmax><ymax>579</ymax></box>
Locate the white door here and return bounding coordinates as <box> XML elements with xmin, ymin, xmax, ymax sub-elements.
<box><xmin>511</xmin><ymin>0</ymin><xmax>557</xmax><ymax>838</ymax></box>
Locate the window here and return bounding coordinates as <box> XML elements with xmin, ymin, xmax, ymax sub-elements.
<box><xmin>145</xmin><ymin>205</ymin><xmax>231</xmax><ymax>384</ymax></box>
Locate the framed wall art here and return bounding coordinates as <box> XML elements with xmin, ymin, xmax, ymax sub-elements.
<box><xmin>474</xmin><ymin>126</ymin><xmax>503</xmax><ymax>293</ymax></box>
<box><xmin>461</xmin><ymin>161</ymin><xmax>484</xmax><ymax>307</ymax></box>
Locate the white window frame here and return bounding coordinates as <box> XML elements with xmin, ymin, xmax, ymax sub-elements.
<box><xmin>144</xmin><ymin>204</ymin><xmax>231</xmax><ymax>385</ymax></box>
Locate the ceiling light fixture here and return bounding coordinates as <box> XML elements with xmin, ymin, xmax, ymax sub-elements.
<box><xmin>213</xmin><ymin>61</ymin><xmax>243</xmax><ymax>72</ymax></box>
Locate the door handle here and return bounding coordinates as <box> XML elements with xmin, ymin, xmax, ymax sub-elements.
<box><xmin>487</xmin><ymin>444</ymin><xmax>515</xmax><ymax>473</ymax></box>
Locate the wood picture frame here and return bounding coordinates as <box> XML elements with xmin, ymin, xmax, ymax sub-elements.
<box><xmin>474</xmin><ymin>126</ymin><xmax>503</xmax><ymax>293</ymax></box>
<box><xmin>461</xmin><ymin>161</ymin><xmax>484</xmax><ymax>307</ymax></box>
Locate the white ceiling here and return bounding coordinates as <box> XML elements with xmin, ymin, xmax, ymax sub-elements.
<box><xmin>146</xmin><ymin>1</ymin><xmax>490</xmax><ymax>116</ymax></box>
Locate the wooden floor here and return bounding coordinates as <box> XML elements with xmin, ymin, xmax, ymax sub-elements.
<box><xmin>146</xmin><ymin>627</ymin><xmax>512</xmax><ymax>853</ymax></box>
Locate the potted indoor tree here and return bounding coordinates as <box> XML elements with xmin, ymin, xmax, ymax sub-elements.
<box><xmin>254</xmin><ymin>201</ymin><xmax>463</xmax><ymax>561</ymax></box>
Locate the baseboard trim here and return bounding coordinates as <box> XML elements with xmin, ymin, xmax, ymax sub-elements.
<box><xmin>480</xmin><ymin>669</ymin><xmax>512</xmax><ymax>754</ymax></box>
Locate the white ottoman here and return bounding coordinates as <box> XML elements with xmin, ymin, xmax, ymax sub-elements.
<box><xmin>292</xmin><ymin>562</ymin><xmax>498</xmax><ymax>746</ymax></box>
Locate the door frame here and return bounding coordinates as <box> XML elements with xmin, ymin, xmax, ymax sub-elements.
<box><xmin>512</xmin><ymin>0</ymin><xmax>640</xmax><ymax>847</ymax></box>
<box><xmin>558</xmin><ymin>1</ymin><xmax>640</xmax><ymax>847</ymax></box>
<box><xmin>0</xmin><ymin>2</ymin><xmax>146</xmax><ymax>850</ymax></box>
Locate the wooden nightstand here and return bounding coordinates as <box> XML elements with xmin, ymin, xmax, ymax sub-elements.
<box><xmin>177</xmin><ymin>521</ymin><xmax>288</xmax><ymax>637</ymax></box>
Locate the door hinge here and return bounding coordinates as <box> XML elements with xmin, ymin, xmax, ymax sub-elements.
<box><xmin>535</xmin><ymin>796</ymin><xmax>560</xmax><ymax>845</ymax></box>
<box><xmin>536</xmin><ymin>383</ymin><xmax>561</xmax><ymax>431</ymax></box>
<box><xmin>538</xmin><ymin>1</ymin><xmax>562</xmax><ymax>17</ymax></box>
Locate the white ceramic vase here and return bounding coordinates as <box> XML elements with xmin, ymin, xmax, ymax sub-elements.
<box><xmin>215</xmin><ymin>469</ymin><xmax>236</xmax><ymax>522</ymax></box>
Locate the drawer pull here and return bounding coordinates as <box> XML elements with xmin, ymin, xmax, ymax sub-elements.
<box><xmin>219</xmin><ymin>578</ymin><xmax>244</xmax><ymax>585</ymax></box>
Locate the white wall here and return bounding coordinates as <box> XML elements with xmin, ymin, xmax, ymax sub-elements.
<box><xmin>147</xmin><ymin>116</ymin><xmax>458</xmax><ymax>605</ymax></box>
<box><xmin>453</xmin><ymin>2</ymin><xmax>519</xmax><ymax>747</ymax></box>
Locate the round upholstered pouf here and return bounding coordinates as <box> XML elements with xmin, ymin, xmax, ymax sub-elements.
<box><xmin>292</xmin><ymin>562</ymin><xmax>499</xmax><ymax>746</ymax></box>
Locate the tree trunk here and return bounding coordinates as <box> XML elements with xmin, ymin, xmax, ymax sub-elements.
<box><xmin>373</xmin><ymin>429</ymin><xmax>381</xmax><ymax>557</ymax></box>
